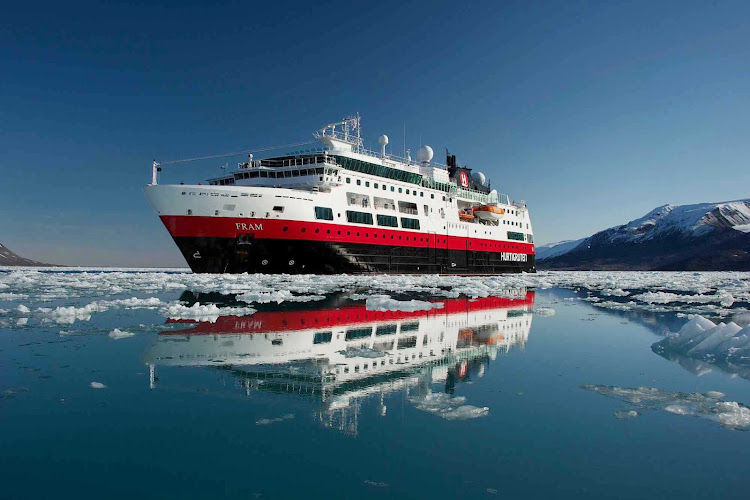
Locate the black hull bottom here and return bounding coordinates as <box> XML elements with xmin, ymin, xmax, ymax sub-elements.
<box><xmin>174</xmin><ymin>237</ymin><xmax>536</xmax><ymax>274</ymax></box>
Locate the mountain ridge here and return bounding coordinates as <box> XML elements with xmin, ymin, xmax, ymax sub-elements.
<box><xmin>538</xmin><ymin>199</ymin><xmax>750</xmax><ymax>271</ymax></box>
<box><xmin>0</xmin><ymin>242</ymin><xmax>52</xmax><ymax>267</ymax></box>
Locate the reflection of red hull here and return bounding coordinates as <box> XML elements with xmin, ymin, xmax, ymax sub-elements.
<box><xmin>163</xmin><ymin>292</ymin><xmax>535</xmax><ymax>336</ymax></box>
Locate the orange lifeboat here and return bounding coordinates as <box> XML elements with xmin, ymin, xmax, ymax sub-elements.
<box><xmin>473</xmin><ymin>204</ymin><xmax>505</xmax><ymax>221</ymax></box>
<box><xmin>458</xmin><ymin>208</ymin><xmax>475</xmax><ymax>221</ymax></box>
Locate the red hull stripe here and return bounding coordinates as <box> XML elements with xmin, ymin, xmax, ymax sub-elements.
<box><xmin>163</xmin><ymin>293</ymin><xmax>535</xmax><ymax>335</ymax></box>
<box><xmin>160</xmin><ymin>216</ymin><xmax>535</xmax><ymax>255</ymax></box>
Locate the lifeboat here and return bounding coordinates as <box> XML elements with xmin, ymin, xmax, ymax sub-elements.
<box><xmin>473</xmin><ymin>204</ymin><xmax>505</xmax><ymax>221</ymax></box>
<box><xmin>458</xmin><ymin>208</ymin><xmax>475</xmax><ymax>221</ymax></box>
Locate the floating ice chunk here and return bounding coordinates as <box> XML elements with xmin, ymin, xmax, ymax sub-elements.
<box><xmin>714</xmin><ymin>402</ymin><xmax>750</xmax><ymax>429</ymax></box>
<box><xmin>687</xmin><ymin>322</ymin><xmax>742</xmax><ymax>356</ymax></box>
<box><xmin>365</xmin><ymin>295</ymin><xmax>443</xmax><ymax>312</ymax></box>
<box><xmin>614</xmin><ymin>410</ymin><xmax>639</xmax><ymax>419</ymax></box>
<box><xmin>108</xmin><ymin>328</ymin><xmax>135</xmax><ymax>340</ymax></box>
<box><xmin>16</xmin><ymin>304</ymin><xmax>30</xmax><ymax>314</ymax></box>
<box><xmin>533</xmin><ymin>307</ymin><xmax>556</xmax><ymax>316</ymax></box>
<box><xmin>0</xmin><ymin>309</ymin><xmax>9</xmax><ymax>315</ymax></box>
<box><xmin>90</xmin><ymin>382</ymin><xmax>107</xmax><ymax>389</ymax></box>
<box><xmin>255</xmin><ymin>413</ymin><xmax>294</xmax><ymax>425</ymax></box>
<box><xmin>160</xmin><ymin>302</ymin><xmax>256</xmax><ymax>323</ymax></box>
<box><xmin>601</xmin><ymin>288</ymin><xmax>630</xmax><ymax>297</ymax></box>
<box><xmin>409</xmin><ymin>391</ymin><xmax>489</xmax><ymax>420</ymax></box>
<box><xmin>236</xmin><ymin>290</ymin><xmax>323</xmax><ymax>304</ymax></box>
<box><xmin>47</xmin><ymin>303</ymin><xmax>105</xmax><ymax>324</ymax></box>
<box><xmin>582</xmin><ymin>384</ymin><xmax>750</xmax><ymax>430</ymax></box>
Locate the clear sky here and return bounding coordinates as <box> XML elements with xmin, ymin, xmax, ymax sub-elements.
<box><xmin>2</xmin><ymin>0</ymin><xmax>749</xmax><ymax>266</ymax></box>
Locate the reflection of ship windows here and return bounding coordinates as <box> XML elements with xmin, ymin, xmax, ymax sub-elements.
<box><xmin>313</xmin><ymin>331</ymin><xmax>332</xmax><ymax>344</ymax></box>
<box><xmin>271</xmin><ymin>339</ymin><xmax>283</xmax><ymax>346</ymax></box>
<box><xmin>376</xmin><ymin>324</ymin><xmax>398</xmax><ymax>336</ymax></box>
<box><xmin>273</xmin><ymin>206</ymin><xmax>284</xmax><ymax>212</ymax></box>
<box><xmin>400</xmin><ymin>322</ymin><xmax>420</xmax><ymax>333</ymax></box>
<box><xmin>345</xmin><ymin>327</ymin><xmax>372</xmax><ymax>340</ymax></box>
<box><xmin>373</xmin><ymin>340</ymin><xmax>394</xmax><ymax>351</ymax></box>
<box><xmin>397</xmin><ymin>336</ymin><xmax>417</xmax><ymax>349</ymax></box>
<box><xmin>314</xmin><ymin>206</ymin><xmax>334</xmax><ymax>221</ymax></box>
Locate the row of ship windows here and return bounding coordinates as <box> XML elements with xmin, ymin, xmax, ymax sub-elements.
<box><xmin>314</xmin><ymin>206</ymin><xmax>420</xmax><ymax>230</ymax></box>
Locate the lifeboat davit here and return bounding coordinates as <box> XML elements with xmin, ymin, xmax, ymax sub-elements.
<box><xmin>473</xmin><ymin>204</ymin><xmax>505</xmax><ymax>221</ymax></box>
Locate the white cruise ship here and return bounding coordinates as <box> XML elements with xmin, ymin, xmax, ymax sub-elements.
<box><xmin>144</xmin><ymin>116</ymin><xmax>535</xmax><ymax>273</ymax></box>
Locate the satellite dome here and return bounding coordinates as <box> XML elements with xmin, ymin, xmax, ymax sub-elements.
<box><xmin>378</xmin><ymin>134</ymin><xmax>389</xmax><ymax>146</ymax></box>
<box><xmin>472</xmin><ymin>171</ymin><xmax>486</xmax><ymax>185</ymax></box>
<box><xmin>417</xmin><ymin>145</ymin><xmax>434</xmax><ymax>163</ymax></box>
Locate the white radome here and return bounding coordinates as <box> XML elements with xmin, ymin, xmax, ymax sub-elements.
<box><xmin>417</xmin><ymin>145</ymin><xmax>434</xmax><ymax>163</ymax></box>
<box><xmin>472</xmin><ymin>171</ymin><xmax>486</xmax><ymax>186</ymax></box>
<box><xmin>378</xmin><ymin>134</ymin><xmax>389</xmax><ymax>146</ymax></box>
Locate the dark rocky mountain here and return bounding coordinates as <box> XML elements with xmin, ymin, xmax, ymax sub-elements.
<box><xmin>539</xmin><ymin>200</ymin><xmax>750</xmax><ymax>271</ymax></box>
<box><xmin>0</xmin><ymin>242</ymin><xmax>51</xmax><ymax>267</ymax></box>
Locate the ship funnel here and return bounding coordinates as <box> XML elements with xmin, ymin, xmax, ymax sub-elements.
<box><xmin>378</xmin><ymin>134</ymin><xmax>389</xmax><ymax>158</ymax></box>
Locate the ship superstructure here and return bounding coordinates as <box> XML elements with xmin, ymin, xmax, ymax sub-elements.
<box><xmin>144</xmin><ymin>116</ymin><xmax>535</xmax><ymax>274</ymax></box>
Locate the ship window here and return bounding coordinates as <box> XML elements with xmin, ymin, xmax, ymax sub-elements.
<box><xmin>346</xmin><ymin>177</ymin><xmax>351</xmax><ymax>183</ymax></box>
<box><xmin>316</xmin><ymin>167</ymin><xmax>324</xmax><ymax>174</ymax></box>
<box><xmin>398</xmin><ymin>201</ymin><xmax>418</xmax><ymax>215</ymax></box>
<box><xmin>314</xmin><ymin>206</ymin><xmax>334</xmax><ymax>221</ymax></box>
<box><xmin>431</xmin><ymin>194</ymin><xmax>435</xmax><ymax>199</ymax></box>
<box><xmin>356</xmin><ymin>179</ymin><xmax>361</xmax><ymax>185</ymax></box>
<box><xmin>527</xmin><ymin>234</ymin><xmax>534</xmax><ymax>244</ymax></box>
<box><xmin>420</xmin><ymin>192</ymin><xmax>424</xmax><ymax>197</ymax></box>
<box><xmin>383</xmin><ymin>184</ymin><xmax>387</xmax><ymax>190</ymax></box>
<box><xmin>292</xmin><ymin>169</ymin><xmax>300</xmax><ymax>177</ymax></box>
<box><xmin>273</xmin><ymin>206</ymin><xmax>284</xmax><ymax>212</ymax></box>
<box><xmin>346</xmin><ymin>327</ymin><xmax>372</xmax><ymax>340</ymax></box>
<box><xmin>397</xmin><ymin>336</ymin><xmax>417</xmax><ymax>349</ymax></box>
<box><xmin>347</xmin><ymin>192</ymin><xmax>370</xmax><ymax>207</ymax></box>
<box><xmin>313</xmin><ymin>331</ymin><xmax>332</xmax><ymax>344</ymax></box>
<box><xmin>377</xmin><ymin>214</ymin><xmax>398</xmax><ymax>227</ymax></box>
<box><xmin>406</xmin><ymin>189</ymin><xmax>410</xmax><ymax>195</ymax></box>
<box><xmin>187</xmin><ymin>209</ymin><xmax>192</xmax><ymax>215</ymax></box>
<box><xmin>373</xmin><ymin>197</ymin><xmax>395</xmax><ymax>211</ymax></box>
<box><xmin>346</xmin><ymin>211</ymin><xmax>373</xmax><ymax>225</ymax></box>
<box><xmin>401</xmin><ymin>217</ymin><xmax>420</xmax><ymax>230</ymax></box>
<box><xmin>391</xmin><ymin>186</ymin><xmax>395</xmax><ymax>192</ymax></box>
<box><xmin>260</xmin><ymin>171</ymin><xmax>268</xmax><ymax>178</ymax></box>
<box><xmin>507</xmin><ymin>231</ymin><xmax>525</xmax><ymax>241</ymax></box>
<box><xmin>376</xmin><ymin>324</ymin><xmax>398</xmax><ymax>336</ymax></box>
<box><xmin>374</xmin><ymin>183</ymin><xmax>378</xmax><ymax>189</ymax></box>
<box><xmin>398</xmin><ymin>188</ymin><xmax>403</xmax><ymax>193</ymax></box>
<box><xmin>283</xmin><ymin>171</ymin><xmax>291</xmax><ymax>178</ymax></box>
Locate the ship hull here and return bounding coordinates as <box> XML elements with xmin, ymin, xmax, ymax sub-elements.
<box><xmin>172</xmin><ymin>235</ymin><xmax>535</xmax><ymax>274</ymax></box>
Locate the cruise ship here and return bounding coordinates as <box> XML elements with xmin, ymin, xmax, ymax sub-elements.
<box><xmin>143</xmin><ymin>290</ymin><xmax>534</xmax><ymax>435</ymax></box>
<box><xmin>144</xmin><ymin>116</ymin><xmax>535</xmax><ymax>274</ymax></box>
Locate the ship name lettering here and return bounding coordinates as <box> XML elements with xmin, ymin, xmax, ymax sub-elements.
<box><xmin>235</xmin><ymin>222</ymin><xmax>263</xmax><ymax>231</ymax></box>
<box><xmin>500</xmin><ymin>252</ymin><xmax>527</xmax><ymax>262</ymax></box>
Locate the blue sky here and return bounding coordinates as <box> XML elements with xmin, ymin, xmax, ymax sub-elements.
<box><xmin>2</xmin><ymin>0</ymin><xmax>749</xmax><ymax>266</ymax></box>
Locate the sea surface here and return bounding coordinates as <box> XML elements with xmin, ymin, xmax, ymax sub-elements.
<box><xmin>2</xmin><ymin>269</ymin><xmax>750</xmax><ymax>499</ymax></box>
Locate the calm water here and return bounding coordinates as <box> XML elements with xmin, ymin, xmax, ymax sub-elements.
<box><xmin>2</xmin><ymin>272</ymin><xmax>750</xmax><ymax>499</ymax></box>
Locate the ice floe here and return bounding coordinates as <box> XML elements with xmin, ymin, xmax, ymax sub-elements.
<box><xmin>533</xmin><ymin>307</ymin><xmax>556</xmax><ymax>316</ymax></box>
<box><xmin>108</xmin><ymin>328</ymin><xmax>135</xmax><ymax>340</ymax></box>
<box><xmin>159</xmin><ymin>302</ymin><xmax>256</xmax><ymax>323</ymax></box>
<box><xmin>90</xmin><ymin>381</ymin><xmax>107</xmax><ymax>389</ymax></box>
<box><xmin>409</xmin><ymin>391</ymin><xmax>489</xmax><ymax>420</ymax></box>
<box><xmin>582</xmin><ymin>384</ymin><xmax>750</xmax><ymax>430</ymax></box>
<box><xmin>365</xmin><ymin>295</ymin><xmax>444</xmax><ymax>312</ymax></box>
<box><xmin>255</xmin><ymin>413</ymin><xmax>295</xmax><ymax>425</ymax></box>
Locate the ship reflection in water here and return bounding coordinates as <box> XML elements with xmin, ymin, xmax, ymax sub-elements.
<box><xmin>143</xmin><ymin>290</ymin><xmax>534</xmax><ymax>435</ymax></box>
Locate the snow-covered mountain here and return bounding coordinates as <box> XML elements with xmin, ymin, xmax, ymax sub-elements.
<box><xmin>0</xmin><ymin>242</ymin><xmax>50</xmax><ymax>267</ymax></box>
<box><xmin>539</xmin><ymin>200</ymin><xmax>750</xmax><ymax>270</ymax></box>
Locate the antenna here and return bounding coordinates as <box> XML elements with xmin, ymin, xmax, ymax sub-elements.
<box><xmin>403</xmin><ymin>123</ymin><xmax>406</xmax><ymax>159</ymax></box>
